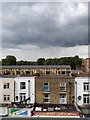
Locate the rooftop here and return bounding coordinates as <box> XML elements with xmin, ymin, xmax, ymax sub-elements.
<box><xmin>76</xmin><ymin>72</ymin><xmax>90</xmax><ymax>77</ymax></box>
<box><xmin>36</xmin><ymin>75</ymin><xmax>74</xmax><ymax>79</ymax></box>
<box><xmin>0</xmin><ymin>74</ymin><xmax>74</xmax><ymax>78</ymax></box>
<box><xmin>0</xmin><ymin>65</ymin><xmax>71</xmax><ymax>69</ymax></box>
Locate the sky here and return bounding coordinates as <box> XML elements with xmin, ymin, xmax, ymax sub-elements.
<box><xmin>1</xmin><ymin>1</ymin><xmax>89</xmax><ymax>61</ymax></box>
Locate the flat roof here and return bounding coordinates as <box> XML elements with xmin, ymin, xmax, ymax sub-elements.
<box><xmin>0</xmin><ymin>65</ymin><xmax>71</xmax><ymax>69</ymax></box>
<box><xmin>0</xmin><ymin>74</ymin><xmax>74</xmax><ymax>79</ymax></box>
<box><xmin>0</xmin><ymin>75</ymin><xmax>16</xmax><ymax>78</ymax></box>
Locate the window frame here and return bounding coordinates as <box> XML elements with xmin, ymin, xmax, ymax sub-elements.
<box><xmin>16</xmin><ymin>69</ymin><xmax>21</xmax><ymax>75</ymax></box>
<box><xmin>83</xmin><ymin>82</ymin><xmax>90</xmax><ymax>92</ymax></box>
<box><xmin>43</xmin><ymin>82</ymin><xmax>50</xmax><ymax>91</ymax></box>
<box><xmin>60</xmin><ymin>82</ymin><xmax>66</xmax><ymax>91</ymax></box>
<box><xmin>20</xmin><ymin>82</ymin><xmax>26</xmax><ymax>89</ymax></box>
<box><xmin>45</xmin><ymin>69</ymin><xmax>51</xmax><ymax>75</ymax></box>
<box><xmin>59</xmin><ymin>93</ymin><xmax>67</xmax><ymax>104</ymax></box>
<box><xmin>20</xmin><ymin>93</ymin><xmax>26</xmax><ymax>101</ymax></box>
<box><xmin>3</xmin><ymin>83</ymin><xmax>10</xmax><ymax>89</ymax></box>
<box><xmin>43</xmin><ymin>93</ymin><xmax>50</xmax><ymax>103</ymax></box>
<box><xmin>3</xmin><ymin>95</ymin><xmax>10</xmax><ymax>102</ymax></box>
<box><xmin>83</xmin><ymin>94</ymin><xmax>90</xmax><ymax>104</ymax></box>
<box><xmin>26</xmin><ymin>69</ymin><xmax>30</xmax><ymax>75</ymax></box>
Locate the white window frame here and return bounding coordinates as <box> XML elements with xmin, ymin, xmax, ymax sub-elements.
<box><xmin>83</xmin><ymin>94</ymin><xmax>90</xmax><ymax>104</ymax></box>
<box><xmin>20</xmin><ymin>93</ymin><xmax>26</xmax><ymax>101</ymax></box>
<box><xmin>83</xmin><ymin>82</ymin><xmax>90</xmax><ymax>91</ymax></box>
<box><xmin>60</xmin><ymin>94</ymin><xmax>67</xmax><ymax>104</ymax></box>
<box><xmin>4</xmin><ymin>83</ymin><xmax>9</xmax><ymax>89</ymax></box>
<box><xmin>43</xmin><ymin>82</ymin><xmax>50</xmax><ymax>91</ymax></box>
<box><xmin>60</xmin><ymin>82</ymin><xmax>66</xmax><ymax>91</ymax></box>
<box><xmin>3</xmin><ymin>95</ymin><xmax>10</xmax><ymax>101</ymax></box>
<box><xmin>20</xmin><ymin>82</ymin><xmax>26</xmax><ymax>89</ymax></box>
<box><xmin>43</xmin><ymin>93</ymin><xmax>50</xmax><ymax>103</ymax></box>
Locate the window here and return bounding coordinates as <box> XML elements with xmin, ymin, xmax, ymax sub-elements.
<box><xmin>4</xmin><ymin>83</ymin><xmax>9</xmax><ymax>89</ymax></box>
<box><xmin>43</xmin><ymin>82</ymin><xmax>50</xmax><ymax>91</ymax></box>
<box><xmin>26</xmin><ymin>70</ymin><xmax>30</xmax><ymax>75</ymax></box>
<box><xmin>58</xmin><ymin>71</ymin><xmax>61</xmax><ymax>75</ymax></box>
<box><xmin>83</xmin><ymin>94</ymin><xmax>90</xmax><ymax>104</ymax></box>
<box><xmin>3</xmin><ymin>95</ymin><xmax>10</xmax><ymax>101</ymax></box>
<box><xmin>16</xmin><ymin>69</ymin><xmax>21</xmax><ymax>75</ymax></box>
<box><xmin>60</xmin><ymin>94</ymin><xmax>67</xmax><ymax>104</ymax></box>
<box><xmin>60</xmin><ymin>82</ymin><xmax>66</xmax><ymax>91</ymax></box>
<box><xmin>20</xmin><ymin>93</ymin><xmax>26</xmax><ymax>101</ymax></box>
<box><xmin>84</xmin><ymin>82</ymin><xmax>90</xmax><ymax>91</ymax></box>
<box><xmin>62</xmin><ymin>71</ymin><xmax>65</xmax><ymax>75</ymax></box>
<box><xmin>20</xmin><ymin>82</ymin><xmax>26</xmax><ymax>89</ymax></box>
<box><xmin>35</xmin><ymin>69</ymin><xmax>39</xmax><ymax>74</ymax></box>
<box><xmin>46</xmin><ymin>69</ymin><xmax>51</xmax><ymax>74</ymax></box>
<box><xmin>43</xmin><ymin>93</ymin><xmax>50</xmax><ymax>103</ymax></box>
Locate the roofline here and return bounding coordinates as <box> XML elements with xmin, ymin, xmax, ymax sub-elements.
<box><xmin>75</xmin><ymin>76</ymin><xmax>90</xmax><ymax>78</ymax></box>
<box><xmin>0</xmin><ymin>65</ymin><xmax>71</xmax><ymax>69</ymax></box>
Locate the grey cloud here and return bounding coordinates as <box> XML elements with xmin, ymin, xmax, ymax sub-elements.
<box><xmin>2</xmin><ymin>2</ymin><xmax>88</xmax><ymax>50</ymax></box>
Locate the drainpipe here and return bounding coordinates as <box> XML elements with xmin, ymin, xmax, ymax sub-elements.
<box><xmin>74</xmin><ymin>81</ymin><xmax>81</xmax><ymax>113</ymax></box>
<box><xmin>14</xmin><ymin>81</ymin><xmax>15</xmax><ymax>102</ymax></box>
<box><xmin>28</xmin><ymin>80</ymin><xmax>30</xmax><ymax>104</ymax></box>
<box><xmin>75</xmin><ymin>81</ymin><xmax>77</xmax><ymax>103</ymax></box>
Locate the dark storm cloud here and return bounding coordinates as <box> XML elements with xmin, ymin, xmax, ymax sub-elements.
<box><xmin>2</xmin><ymin>2</ymin><xmax>88</xmax><ymax>49</ymax></box>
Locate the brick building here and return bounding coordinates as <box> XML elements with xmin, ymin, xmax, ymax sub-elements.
<box><xmin>35</xmin><ymin>75</ymin><xmax>75</xmax><ymax>106</ymax></box>
<box><xmin>81</xmin><ymin>58</ymin><xmax>90</xmax><ymax>72</ymax></box>
<box><xmin>0</xmin><ymin>65</ymin><xmax>71</xmax><ymax>76</ymax></box>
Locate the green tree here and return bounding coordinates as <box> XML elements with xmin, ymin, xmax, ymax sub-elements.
<box><xmin>37</xmin><ymin>58</ymin><xmax>45</xmax><ymax>65</ymax></box>
<box><xmin>16</xmin><ymin>60</ymin><xmax>25</xmax><ymax>65</ymax></box>
<box><xmin>45</xmin><ymin>58</ymin><xmax>52</xmax><ymax>65</ymax></box>
<box><xmin>52</xmin><ymin>58</ymin><xmax>59</xmax><ymax>65</ymax></box>
<box><xmin>2</xmin><ymin>55</ymin><xmax>16</xmax><ymax>65</ymax></box>
<box><xmin>73</xmin><ymin>55</ymin><xmax>82</xmax><ymax>69</ymax></box>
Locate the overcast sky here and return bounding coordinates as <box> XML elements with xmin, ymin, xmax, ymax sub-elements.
<box><xmin>1</xmin><ymin>2</ymin><xmax>89</xmax><ymax>61</ymax></box>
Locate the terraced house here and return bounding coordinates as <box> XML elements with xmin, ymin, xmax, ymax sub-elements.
<box><xmin>14</xmin><ymin>76</ymin><xmax>35</xmax><ymax>104</ymax></box>
<box><xmin>81</xmin><ymin>58</ymin><xmax>90</xmax><ymax>73</ymax></box>
<box><xmin>0</xmin><ymin>77</ymin><xmax>15</xmax><ymax>106</ymax></box>
<box><xmin>75</xmin><ymin>76</ymin><xmax>90</xmax><ymax>115</ymax></box>
<box><xmin>0</xmin><ymin>65</ymin><xmax>71</xmax><ymax>76</ymax></box>
<box><xmin>35</xmin><ymin>75</ymin><xmax>75</xmax><ymax>108</ymax></box>
<box><xmin>0</xmin><ymin>65</ymin><xmax>76</xmax><ymax>112</ymax></box>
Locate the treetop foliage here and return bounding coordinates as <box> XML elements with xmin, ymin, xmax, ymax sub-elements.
<box><xmin>2</xmin><ymin>55</ymin><xmax>16</xmax><ymax>65</ymax></box>
<box><xmin>1</xmin><ymin>55</ymin><xmax>82</xmax><ymax>70</ymax></box>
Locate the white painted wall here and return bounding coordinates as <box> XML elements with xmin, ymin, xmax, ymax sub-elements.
<box><xmin>0</xmin><ymin>77</ymin><xmax>14</xmax><ymax>104</ymax></box>
<box><xmin>15</xmin><ymin>76</ymin><xmax>35</xmax><ymax>104</ymax></box>
<box><xmin>75</xmin><ymin>77</ymin><xmax>90</xmax><ymax>106</ymax></box>
<box><xmin>0</xmin><ymin>107</ymin><xmax>8</xmax><ymax>116</ymax></box>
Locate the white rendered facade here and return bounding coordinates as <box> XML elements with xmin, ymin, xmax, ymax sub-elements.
<box><xmin>75</xmin><ymin>77</ymin><xmax>90</xmax><ymax>107</ymax></box>
<box><xmin>15</xmin><ymin>76</ymin><xmax>35</xmax><ymax>104</ymax></box>
<box><xmin>0</xmin><ymin>77</ymin><xmax>14</xmax><ymax>104</ymax></box>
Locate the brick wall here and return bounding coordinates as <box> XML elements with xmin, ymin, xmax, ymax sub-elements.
<box><xmin>35</xmin><ymin>77</ymin><xmax>75</xmax><ymax>105</ymax></box>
